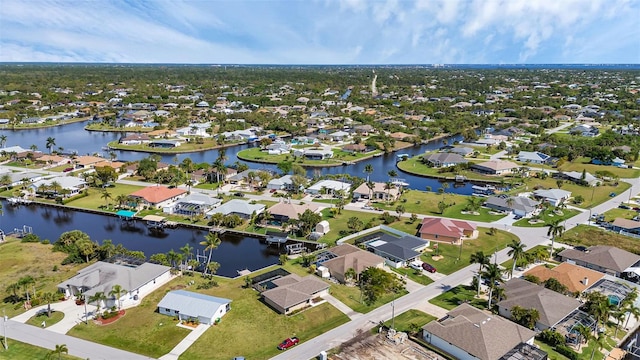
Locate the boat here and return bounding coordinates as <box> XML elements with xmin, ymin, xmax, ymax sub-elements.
<box><xmin>455</xmin><ymin>175</ymin><xmax>467</xmax><ymax>183</ymax></box>
<box><xmin>373</xmin><ymin>152</ymin><xmax>383</xmax><ymax>157</ymax></box>
<box><xmin>396</xmin><ymin>153</ymin><xmax>409</xmax><ymax>162</ymax></box>
<box><xmin>390</xmin><ymin>178</ymin><xmax>410</xmax><ymax>187</ymax></box>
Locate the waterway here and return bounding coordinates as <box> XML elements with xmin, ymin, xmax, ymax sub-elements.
<box><xmin>0</xmin><ymin>200</ymin><xmax>279</xmax><ymax>277</ymax></box>
<box><xmin>0</xmin><ymin>121</ymin><xmax>475</xmax><ymax>194</ymax></box>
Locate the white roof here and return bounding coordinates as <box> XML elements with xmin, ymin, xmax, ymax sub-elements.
<box><xmin>209</xmin><ymin>199</ymin><xmax>265</xmax><ymax>216</ymax></box>
<box><xmin>32</xmin><ymin>176</ymin><xmax>86</xmax><ymax>189</ymax></box>
<box><xmin>308</xmin><ymin>179</ymin><xmax>351</xmax><ymax>192</ymax></box>
<box><xmin>158</xmin><ymin>290</ymin><xmax>230</xmax><ymax>320</ymax></box>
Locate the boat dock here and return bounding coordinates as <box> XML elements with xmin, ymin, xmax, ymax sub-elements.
<box><xmin>142</xmin><ymin>215</ymin><xmax>168</xmax><ymax>230</ymax></box>
<box><xmin>7</xmin><ymin>197</ymin><xmax>33</xmax><ymax>206</ymax></box>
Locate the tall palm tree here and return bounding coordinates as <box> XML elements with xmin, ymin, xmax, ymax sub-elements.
<box><xmin>0</xmin><ymin>134</ymin><xmax>7</xmax><ymax>148</ymax></box>
<box><xmin>589</xmin><ymin>334</ymin><xmax>606</xmax><ymax>360</ymax></box>
<box><xmin>364</xmin><ymin>164</ymin><xmax>373</xmax><ymax>182</ymax></box>
<box><xmin>546</xmin><ymin>219</ymin><xmax>565</xmax><ymax>259</ymax></box>
<box><xmin>200</xmin><ymin>232</ymin><xmax>221</xmax><ymax>276</ymax></box>
<box><xmin>46</xmin><ymin>344</ymin><xmax>68</xmax><ymax>360</ymax></box>
<box><xmin>109</xmin><ymin>284</ymin><xmax>127</xmax><ymax>310</ymax></box>
<box><xmin>18</xmin><ymin>275</ymin><xmax>35</xmax><ymax>303</ymax></box>
<box><xmin>481</xmin><ymin>263</ymin><xmax>504</xmax><ymax>309</ymax></box>
<box><xmin>507</xmin><ymin>240</ymin><xmax>527</xmax><ymax>278</ymax></box>
<box><xmin>100</xmin><ymin>189</ymin><xmax>112</xmax><ymax>207</ymax></box>
<box><xmin>180</xmin><ymin>243</ymin><xmax>193</xmax><ymax>270</ymax></box>
<box><xmin>366</xmin><ymin>180</ymin><xmax>375</xmax><ymax>200</ymax></box>
<box><xmin>42</xmin><ymin>292</ymin><xmax>58</xmax><ymax>318</ymax></box>
<box><xmin>470</xmin><ymin>251</ymin><xmax>491</xmax><ymax>296</ymax></box>
<box><xmin>45</xmin><ymin>137</ymin><xmax>56</xmax><ymax>154</ymax></box>
<box><xmin>88</xmin><ymin>291</ymin><xmax>107</xmax><ymax>318</ymax></box>
<box><xmin>623</xmin><ymin>288</ymin><xmax>640</xmax><ymax>329</ymax></box>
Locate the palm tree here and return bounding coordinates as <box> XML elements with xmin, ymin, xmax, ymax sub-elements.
<box><xmin>100</xmin><ymin>189</ymin><xmax>112</xmax><ymax>207</ymax></box>
<box><xmin>623</xmin><ymin>289</ymin><xmax>640</xmax><ymax>329</ymax></box>
<box><xmin>572</xmin><ymin>323</ymin><xmax>591</xmax><ymax>350</ymax></box>
<box><xmin>470</xmin><ymin>251</ymin><xmax>491</xmax><ymax>296</ymax></box>
<box><xmin>18</xmin><ymin>275</ymin><xmax>35</xmax><ymax>303</ymax></box>
<box><xmin>45</xmin><ymin>137</ymin><xmax>56</xmax><ymax>154</ymax></box>
<box><xmin>42</xmin><ymin>292</ymin><xmax>58</xmax><ymax>318</ymax></box>
<box><xmin>0</xmin><ymin>134</ymin><xmax>7</xmax><ymax>148</ymax></box>
<box><xmin>109</xmin><ymin>284</ymin><xmax>127</xmax><ymax>310</ymax></box>
<box><xmin>207</xmin><ymin>261</ymin><xmax>220</xmax><ymax>275</ymax></box>
<box><xmin>546</xmin><ymin>219</ymin><xmax>565</xmax><ymax>259</ymax></box>
<box><xmin>46</xmin><ymin>344</ymin><xmax>68</xmax><ymax>360</ymax></box>
<box><xmin>180</xmin><ymin>243</ymin><xmax>194</xmax><ymax>271</ymax></box>
<box><xmin>199</xmin><ymin>232</ymin><xmax>221</xmax><ymax>276</ymax></box>
<box><xmin>589</xmin><ymin>333</ymin><xmax>606</xmax><ymax>360</ymax></box>
<box><xmin>366</xmin><ymin>180</ymin><xmax>375</xmax><ymax>200</ymax></box>
<box><xmin>440</xmin><ymin>182</ymin><xmax>450</xmax><ymax>199</ymax></box>
<box><xmin>387</xmin><ymin>169</ymin><xmax>397</xmax><ymax>180</ymax></box>
<box><xmin>481</xmin><ymin>263</ymin><xmax>504</xmax><ymax>309</ymax></box>
<box><xmin>364</xmin><ymin>164</ymin><xmax>373</xmax><ymax>182</ymax></box>
<box><xmin>507</xmin><ymin>240</ymin><xmax>527</xmax><ymax>278</ymax></box>
<box><xmin>88</xmin><ymin>291</ymin><xmax>107</xmax><ymax>318</ymax></box>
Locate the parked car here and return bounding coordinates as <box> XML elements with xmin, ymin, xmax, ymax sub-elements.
<box><xmin>269</xmin><ymin>189</ymin><xmax>277</xmax><ymax>193</ymax></box>
<box><xmin>234</xmin><ymin>192</ymin><xmax>245</xmax><ymax>197</ymax></box>
<box><xmin>422</xmin><ymin>263</ymin><xmax>437</xmax><ymax>273</ymax></box>
<box><xmin>409</xmin><ymin>261</ymin><xmax>423</xmax><ymax>271</ymax></box>
<box><xmin>277</xmin><ymin>337</ymin><xmax>299</xmax><ymax>350</ymax></box>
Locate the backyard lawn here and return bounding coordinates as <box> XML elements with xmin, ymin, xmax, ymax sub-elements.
<box><xmin>0</xmin><ymin>339</ymin><xmax>80</xmax><ymax>360</ymax></box>
<box><xmin>559</xmin><ymin>225</ymin><xmax>640</xmax><ymax>255</ymax></box>
<box><xmin>420</xmin><ymin>228</ymin><xmax>519</xmax><ymax>275</ymax></box>
<box><xmin>65</xmin><ymin>183</ymin><xmax>144</xmax><ymax>211</ymax></box>
<box><xmin>512</xmin><ymin>208</ymin><xmax>581</xmax><ymax>227</ymax></box>
<box><xmin>237</xmin><ymin>147</ymin><xmax>383</xmax><ymax>166</ymax></box>
<box><xmin>0</xmin><ymin>239</ymin><xmax>89</xmax><ymax>318</ymax></box>
<box><xmin>381</xmin><ymin>309</ymin><xmax>437</xmax><ymax>333</ymax></box>
<box><xmin>320</xmin><ymin>209</ymin><xmax>384</xmax><ymax>245</ymax></box>
<box><xmin>428</xmin><ymin>285</ymin><xmax>488</xmax><ymax>310</ymax></box>
<box><xmin>397</xmin><ymin>156</ymin><xmax>498</xmax><ymax>182</ymax></box>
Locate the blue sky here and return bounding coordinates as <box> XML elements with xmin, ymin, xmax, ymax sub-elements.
<box><xmin>1</xmin><ymin>0</ymin><xmax>639</xmax><ymax>64</ymax></box>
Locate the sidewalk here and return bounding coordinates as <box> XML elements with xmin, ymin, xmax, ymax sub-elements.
<box><xmin>158</xmin><ymin>323</ymin><xmax>209</xmax><ymax>360</ymax></box>
<box><xmin>322</xmin><ymin>293</ymin><xmax>362</xmax><ymax>320</ymax></box>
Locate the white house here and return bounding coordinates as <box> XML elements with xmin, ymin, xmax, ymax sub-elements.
<box><xmin>517</xmin><ymin>151</ymin><xmax>551</xmax><ymax>164</ymax></box>
<box><xmin>532</xmin><ymin>189</ymin><xmax>572</xmax><ymax>206</ymax></box>
<box><xmin>306</xmin><ymin>179</ymin><xmax>351</xmax><ymax>195</ymax></box>
<box><xmin>31</xmin><ymin>176</ymin><xmax>87</xmax><ymax>197</ymax></box>
<box><xmin>157</xmin><ymin>290</ymin><xmax>231</xmax><ymax>325</ymax></box>
<box><xmin>176</xmin><ymin>123</ymin><xmax>211</xmax><ymax>137</ymax></box>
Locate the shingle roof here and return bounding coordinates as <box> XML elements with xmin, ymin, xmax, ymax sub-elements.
<box><xmin>262</xmin><ymin>274</ymin><xmax>329</xmax><ymax>310</ymax></box>
<box><xmin>524</xmin><ymin>263</ymin><xmax>605</xmax><ymax>293</ymax></box>
<box><xmin>211</xmin><ymin>199</ymin><xmax>265</xmax><ymax>216</ymax></box>
<box><xmin>485</xmin><ymin>196</ymin><xmax>539</xmax><ymax>213</ymax></box>
<box><xmin>423</xmin><ymin>152</ymin><xmax>468</xmax><ymax>165</ymax></box>
<box><xmin>157</xmin><ymin>290</ymin><xmax>230</xmax><ymax>320</ymax></box>
<box><xmin>419</xmin><ymin>218</ymin><xmax>476</xmax><ymax>238</ymax></box>
<box><xmin>268</xmin><ymin>201</ymin><xmax>320</xmax><ymax>220</ymax></box>
<box><xmin>130</xmin><ymin>185</ymin><xmax>186</xmax><ymax>204</ymax></box>
<box><xmin>558</xmin><ymin>246</ymin><xmax>640</xmax><ymax>273</ymax></box>
<box><xmin>498</xmin><ymin>278</ymin><xmax>582</xmax><ymax>328</ymax></box>
<box><xmin>322</xmin><ymin>244</ymin><xmax>384</xmax><ymax>277</ymax></box>
<box><xmin>611</xmin><ymin>218</ymin><xmax>640</xmax><ymax>230</ymax></box>
<box><xmin>423</xmin><ymin>303</ymin><xmax>535</xmax><ymax>360</ymax></box>
<box><xmin>533</xmin><ymin>189</ymin><xmax>572</xmax><ymax>201</ymax></box>
<box><xmin>472</xmin><ymin>160</ymin><xmax>519</xmax><ymax>172</ymax></box>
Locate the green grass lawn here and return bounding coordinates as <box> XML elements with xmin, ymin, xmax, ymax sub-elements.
<box><xmin>389</xmin><ymin>266</ymin><xmax>434</xmax><ymax>286</ymax></box>
<box><xmin>378</xmin><ymin>190</ymin><xmax>506</xmax><ymax>222</ymax></box>
<box><xmin>601</xmin><ymin>207</ymin><xmax>638</xmax><ymax>222</ymax></box>
<box><xmin>428</xmin><ymin>285</ymin><xmax>488</xmax><ymax>310</ymax></box>
<box><xmin>558</xmin><ymin>157</ymin><xmax>640</xmax><ymax>178</ymax></box>
<box><xmin>65</xmin><ymin>184</ymin><xmax>144</xmax><ymax>211</ymax></box>
<box><xmin>320</xmin><ymin>209</ymin><xmax>383</xmax><ymax>245</ymax></box>
<box><xmin>68</xmin><ymin>279</ymin><xmax>191</xmax><ymax>358</ymax></box>
<box><xmin>0</xmin><ymin>339</ymin><xmax>80</xmax><ymax>360</ymax></box>
<box><xmin>560</xmin><ymin>225</ymin><xmax>640</xmax><ymax>255</ymax></box>
<box><xmin>421</xmin><ymin>228</ymin><xmax>519</xmax><ymax>275</ymax></box>
<box><xmin>512</xmin><ymin>208</ymin><xmax>581</xmax><ymax>227</ymax></box>
<box><xmin>327</xmin><ymin>282</ymin><xmax>409</xmax><ymax>314</ymax></box>
<box><xmin>397</xmin><ymin>156</ymin><xmax>499</xmax><ymax>182</ymax></box>
<box><xmin>194</xmin><ymin>182</ymin><xmax>221</xmax><ymax>190</ymax></box>
<box><xmin>107</xmin><ymin>138</ymin><xmax>232</xmax><ymax>153</ymax></box>
<box><xmin>237</xmin><ymin>147</ymin><xmax>383</xmax><ymax>166</ymax></box>
<box><xmin>26</xmin><ymin>310</ymin><xmax>64</xmax><ymax>328</ymax></box>
<box><xmin>381</xmin><ymin>309</ymin><xmax>437</xmax><ymax>333</ymax></box>
<box><xmin>0</xmin><ymin>239</ymin><xmax>89</xmax><ymax>318</ymax></box>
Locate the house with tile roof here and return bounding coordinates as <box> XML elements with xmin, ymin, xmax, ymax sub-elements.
<box><xmin>558</xmin><ymin>246</ymin><xmax>640</xmax><ymax>278</ymax></box>
<box><xmin>419</xmin><ymin>218</ymin><xmax>478</xmax><ymax>244</ymax></box>
<box><xmin>260</xmin><ymin>274</ymin><xmax>329</xmax><ymax>314</ymax></box>
<box><xmin>268</xmin><ymin>201</ymin><xmax>321</xmax><ymax>225</ymax></box>
<box><xmin>422</xmin><ymin>303</ymin><xmax>538</xmax><ymax>360</ymax></box>
<box><xmin>497</xmin><ymin>278</ymin><xmax>582</xmax><ymax>331</ymax></box>
<box><xmin>524</xmin><ymin>263</ymin><xmax>605</xmax><ymax>294</ymax></box>
<box><xmin>129</xmin><ymin>185</ymin><xmax>186</xmax><ymax>209</ymax></box>
<box><xmin>352</xmin><ymin>181</ymin><xmax>400</xmax><ymax>202</ymax></box>
<box><xmin>74</xmin><ymin>155</ymin><xmax>107</xmax><ymax>168</ymax></box>
<box><xmin>319</xmin><ymin>244</ymin><xmax>384</xmax><ymax>284</ymax></box>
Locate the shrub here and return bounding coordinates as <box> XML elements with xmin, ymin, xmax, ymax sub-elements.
<box><xmin>537</xmin><ymin>329</ymin><xmax>564</xmax><ymax>347</ymax></box>
<box><xmin>21</xmin><ymin>234</ymin><xmax>41</xmax><ymax>243</ymax></box>
<box><xmin>196</xmin><ymin>280</ymin><xmax>218</xmax><ymax>289</ymax></box>
<box><xmin>40</xmin><ymin>239</ymin><xmax>50</xmax><ymax>245</ymax></box>
<box><xmin>555</xmin><ymin>345</ymin><xmax>579</xmax><ymax>360</ymax></box>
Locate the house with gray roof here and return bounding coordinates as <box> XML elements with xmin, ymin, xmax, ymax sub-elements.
<box><xmin>422</xmin><ymin>152</ymin><xmax>468</xmax><ymax>168</ymax></box>
<box><xmin>260</xmin><ymin>273</ymin><xmax>329</xmax><ymax>314</ymax></box>
<box><xmin>498</xmin><ymin>278</ymin><xmax>582</xmax><ymax>331</ymax></box>
<box><xmin>364</xmin><ymin>232</ymin><xmax>429</xmax><ymax>268</ymax></box>
<box><xmin>517</xmin><ymin>151</ymin><xmax>551</xmax><ymax>164</ymax></box>
<box><xmin>266</xmin><ymin>175</ymin><xmax>296</xmax><ymax>191</ymax></box>
<box><xmin>484</xmin><ymin>196</ymin><xmax>540</xmax><ymax>217</ymax></box>
<box><xmin>447</xmin><ymin>147</ymin><xmax>474</xmax><ymax>156</ymax></box>
<box><xmin>559</xmin><ymin>246</ymin><xmax>640</xmax><ymax>278</ymax></box>
<box><xmin>58</xmin><ymin>260</ymin><xmax>172</xmax><ymax>309</ymax></box>
<box><xmin>158</xmin><ymin>290</ymin><xmax>231</xmax><ymax>325</ymax></box>
<box><xmin>31</xmin><ymin>176</ymin><xmax>87</xmax><ymax>198</ymax></box>
<box><xmin>6</xmin><ymin>171</ymin><xmax>46</xmax><ymax>187</ymax></box>
<box><xmin>559</xmin><ymin>171</ymin><xmax>599</xmax><ymax>186</ymax></box>
<box><xmin>471</xmin><ymin>160</ymin><xmax>519</xmax><ymax>175</ymax></box>
<box><xmin>172</xmin><ymin>193</ymin><xmax>221</xmax><ymax>217</ymax></box>
<box><xmin>532</xmin><ymin>189</ymin><xmax>572</xmax><ymax>206</ymax></box>
<box><xmin>423</xmin><ymin>303</ymin><xmax>538</xmax><ymax>360</ymax></box>
<box><xmin>207</xmin><ymin>199</ymin><xmax>265</xmax><ymax>219</ymax></box>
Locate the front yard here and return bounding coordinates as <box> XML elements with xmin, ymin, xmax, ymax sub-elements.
<box><xmin>327</xmin><ymin>281</ymin><xmax>409</xmax><ymax>314</ymax></box>
<box><xmin>428</xmin><ymin>285</ymin><xmax>488</xmax><ymax>311</ymax></box>
<box><xmin>512</xmin><ymin>208</ymin><xmax>581</xmax><ymax>227</ymax></box>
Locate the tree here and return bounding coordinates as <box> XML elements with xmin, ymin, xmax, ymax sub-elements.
<box><xmin>481</xmin><ymin>263</ymin><xmax>504</xmax><ymax>309</ymax></box>
<box><xmin>89</xmin><ymin>291</ymin><xmax>107</xmax><ymax>318</ymax></box>
<box><xmin>364</xmin><ymin>163</ymin><xmax>373</xmax><ymax>182</ymax></box>
<box><xmin>573</xmin><ymin>323</ymin><xmax>592</xmax><ymax>350</ymax></box>
<box><xmin>589</xmin><ymin>333</ymin><xmax>606</xmax><ymax>360</ymax></box>
<box><xmin>395</xmin><ymin>204</ymin><xmax>405</xmax><ymax>218</ymax></box>
<box><xmin>46</xmin><ymin>344</ymin><xmax>68</xmax><ymax>360</ymax></box>
<box><xmin>358</xmin><ymin>267</ymin><xmax>404</xmax><ymax>305</ymax></box>
<box><xmin>42</xmin><ymin>292</ymin><xmax>58</xmax><ymax>318</ymax></box>
<box><xmin>546</xmin><ymin>219</ymin><xmax>565</xmax><ymax>259</ymax></box>
<box><xmin>0</xmin><ymin>134</ymin><xmax>7</xmax><ymax>148</ymax></box>
<box><xmin>347</xmin><ymin>216</ymin><xmax>364</xmax><ymax>232</ymax></box>
<box><xmin>544</xmin><ymin>277</ymin><xmax>568</xmax><ymax>295</ymax></box>
<box><xmin>199</xmin><ymin>232</ymin><xmax>221</xmax><ymax>276</ymax></box>
<box><xmin>584</xmin><ymin>291</ymin><xmax>613</xmax><ymax>337</ymax></box>
<box><xmin>279</xmin><ymin>254</ymin><xmax>288</xmax><ymax>265</ymax></box>
<box><xmin>276</xmin><ymin>161</ymin><xmax>292</xmax><ymax>175</ymax></box>
<box><xmin>623</xmin><ymin>288</ymin><xmax>640</xmax><ymax>329</ymax></box>
<box><xmin>18</xmin><ymin>275</ymin><xmax>35</xmax><ymax>303</ymax></box>
<box><xmin>296</xmin><ymin>209</ymin><xmax>322</xmax><ymax>237</ymax></box>
<box><xmin>45</xmin><ymin>137</ymin><xmax>56</xmax><ymax>154</ymax></box>
<box><xmin>207</xmin><ymin>261</ymin><xmax>220</xmax><ymax>275</ymax></box>
<box><xmin>109</xmin><ymin>284</ymin><xmax>126</xmax><ymax>310</ymax></box>
<box><xmin>180</xmin><ymin>243</ymin><xmax>194</xmax><ymax>271</ymax></box>
<box><xmin>470</xmin><ymin>251</ymin><xmax>491</xmax><ymax>294</ymax></box>
<box><xmin>507</xmin><ymin>239</ymin><xmax>527</xmax><ymax>278</ymax></box>
<box><xmin>344</xmin><ymin>268</ymin><xmax>357</xmax><ymax>284</ymax></box>
<box><xmin>100</xmin><ymin>189</ymin><xmax>112</xmax><ymax>207</ymax></box>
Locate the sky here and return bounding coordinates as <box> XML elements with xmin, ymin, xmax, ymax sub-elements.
<box><xmin>1</xmin><ymin>0</ymin><xmax>639</xmax><ymax>64</ymax></box>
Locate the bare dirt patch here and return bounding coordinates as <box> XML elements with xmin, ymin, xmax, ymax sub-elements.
<box><xmin>430</xmin><ymin>255</ymin><xmax>444</xmax><ymax>261</ymax></box>
<box><xmin>330</xmin><ymin>333</ymin><xmax>442</xmax><ymax>360</ymax></box>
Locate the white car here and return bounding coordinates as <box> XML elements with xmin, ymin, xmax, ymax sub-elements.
<box><xmin>409</xmin><ymin>261</ymin><xmax>423</xmax><ymax>271</ymax></box>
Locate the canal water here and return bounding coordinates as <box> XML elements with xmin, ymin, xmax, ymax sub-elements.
<box><xmin>0</xmin><ymin>200</ymin><xmax>279</xmax><ymax>277</ymax></box>
<box><xmin>0</xmin><ymin>121</ymin><xmax>475</xmax><ymax>194</ymax></box>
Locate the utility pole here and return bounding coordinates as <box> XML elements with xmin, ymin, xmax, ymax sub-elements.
<box><xmin>3</xmin><ymin>309</ymin><xmax>7</xmax><ymax>350</ymax></box>
<box><xmin>391</xmin><ymin>296</ymin><xmax>395</xmax><ymax>331</ymax></box>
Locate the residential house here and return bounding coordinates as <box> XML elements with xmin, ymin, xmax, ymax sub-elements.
<box><xmin>267</xmin><ymin>201</ymin><xmax>321</xmax><ymax>225</ymax></box>
<box><xmin>423</xmin><ymin>152</ymin><xmax>468</xmax><ymax>168</ymax></box>
<box><xmin>36</xmin><ymin>154</ymin><xmax>69</xmax><ymax>167</ymax></box>
<box><xmin>591</xmin><ymin>157</ymin><xmax>626</xmax><ymax>167</ymax></box>
<box><xmin>532</xmin><ymin>189</ymin><xmax>572</xmax><ymax>207</ymax></box>
<box><xmin>129</xmin><ymin>185</ymin><xmax>186</xmax><ymax>209</ymax></box>
<box><xmin>58</xmin><ymin>260</ymin><xmax>172</xmax><ymax>309</ymax></box>
<box><xmin>517</xmin><ymin>151</ymin><xmax>551</xmax><ymax>164</ymax></box>
<box><xmin>484</xmin><ymin>196</ymin><xmax>540</xmax><ymax>217</ymax></box>
<box><xmin>266</xmin><ymin>140</ymin><xmax>290</xmax><ymax>155</ymax></box>
<box><xmin>293</xmin><ymin>147</ymin><xmax>333</xmax><ymax>160</ymax></box>
<box><xmin>497</xmin><ymin>278</ymin><xmax>582</xmax><ymax>331</ymax></box>
<box><xmin>266</xmin><ymin>175</ymin><xmax>297</xmax><ymax>191</ymax></box>
<box><xmin>74</xmin><ymin>155</ymin><xmax>106</xmax><ymax>169</ymax></box>
<box><xmin>119</xmin><ymin>134</ymin><xmax>151</xmax><ymax>145</ymax></box>
<box><xmin>328</xmin><ymin>131</ymin><xmax>350</xmax><ymax>142</ymax></box>
<box><xmin>342</xmin><ymin>143</ymin><xmax>367</xmax><ymax>153</ymax></box>
<box><xmin>157</xmin><ymin>290</ymin><xmax>230</xmax><ymax>325</ymax></box>
<box><xmin>352</xmin><ymin>182</ymin><xmax>400</xmax><ymax>202</ymax></box>
<box><xmin>610</xmin><ymin>218</ymin><xmax>640</xmax><ymax>235</ymax></box>
<box><xmin>318</xmin><ymin>244</ymin><xmax>385</xmax><ymax>284</ymax></box>
<box><xmin>176</xmin><ymin>123</ymin><xmax>211</xmax><ymax>137</ymax></box>
<box><xmin>558</xmin><ymin>246</ymin><xmax>640</xmax><ymax>278</ymax></box>
<box><xmin>419</xmin><ymin>218</ymin><xmax>478</xmax><ymax>244</ymax></box>
<box><xmin>558</xmin><ymin>171</ymin><xmax>599</xmax><ymax>186</ymax></box>
<box><xmin>260</xmin><ymin>274</ymin><xmax>329</xmax><ymax>314</ymax></box>
<box><xmin>364</xmin><ymin>232</ymin><xmax>429</xmax><ymax>268</ymax></box>
<box><xmin>524</xmin><ymin>263</ymin><xmax>605</xmax><ymax>294</ymax></box>
<box><xmin>207</xmin><ymin>199</ymin><xmax>265</xmax><ymax>219</ymax></box>
<box><xmin>447</xmin><ymin>147</ymin><xmax>474</xmax><ymax>157</ymax></box>
<box><xmin>306</xmin><ymin>179</ymin><xmax>351</xmax><ymax>195</ymax></box>
<box><xmin>31</xmin><ymin>176</ymin><xmax>87</xmax><ymax>198</ymax></box>
<box><xmin>570</xmin><ymin>124</ymin><xmax>599</xmax><ymax>137</ymax></box>
<box><xmin>171</xmin><ymin>193</ymin><xmax>221</xmax><ymax>217</ymax></box>
<box><xmin>7</xmin><ymin>171</ymin><xmax>46</xmax><ymax>187</ymax></box>
<box><xmin>422</xmin><ymin>303</ymin><xmax>538</xmax><ymax>360</ymax></box>
<box><xmin>471</xmin><ymin>160</ymin><xmax>519</xmax><ymax>175</ymax></box>
<box><xmin>149</xmin><ymin>139</ymin><xmax>181</xmax><ymax>148</ymax></box>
